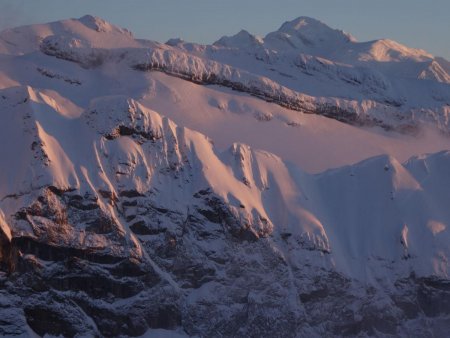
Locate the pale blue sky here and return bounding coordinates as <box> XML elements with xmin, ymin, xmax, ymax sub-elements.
<box><xmin>1</xmin><ymin>0</ymin><xmax>449</xmax><ymax>59</ymax></box>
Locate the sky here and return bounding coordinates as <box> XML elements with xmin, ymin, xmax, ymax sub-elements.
<box><xmin>1</xmin><ymin>0</ymin><xmax>449</xmax><ymax>59</ymax></box>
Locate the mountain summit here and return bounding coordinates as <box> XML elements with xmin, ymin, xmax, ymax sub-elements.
<box><xmin>274</xmin><ymin>16</ymin><xmax>356</xmax><ymax>45</ymax></box>
<box><xmin>214</xmin><ymin>29</ymin><xmax>264</xmax><ymax>48</ymax></box>
<box><xmin>0</xmin><ymin>15</ymin><xmax>449</xmax><ymax>337</ymax></box>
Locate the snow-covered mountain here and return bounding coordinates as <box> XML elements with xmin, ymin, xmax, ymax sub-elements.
<box><xmin>0</xmin><ymin>15</ymin><xmax>449</xmax><ymax>337</ymax></box>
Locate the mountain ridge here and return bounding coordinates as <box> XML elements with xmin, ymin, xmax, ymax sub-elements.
<box><xmin>0</xmin><ymin>15</ymin><xmax>449</xmax><ymax>337</ymax></box>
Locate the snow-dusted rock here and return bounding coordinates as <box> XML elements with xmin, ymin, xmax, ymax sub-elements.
<box><xmin>0</xmin><ymin>15</ymin><xmax>449</xmax><ymax>337</ymax></box>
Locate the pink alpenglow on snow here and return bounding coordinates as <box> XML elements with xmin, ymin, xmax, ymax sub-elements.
<box><xmin>0</xmin><ymin>15</ymin><xmax>449</xmax><ymax>337</ymax></box>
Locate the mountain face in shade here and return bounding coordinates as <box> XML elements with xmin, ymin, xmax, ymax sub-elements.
<box><xmin>0</xmin><ymin>15</ymin><xmax>449</xmax><ymax>337</ymax></box>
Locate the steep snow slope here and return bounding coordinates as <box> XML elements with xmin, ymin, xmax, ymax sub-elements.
<box><xmin>0</xmin><ymin>88</ymin><xmax>449</xmax><ymax>336</ymax></box>
<box><xmin>0</xmin><ymin>86</ymin><xmax>448</xmax><ymax>278</ymax></box>
<box><xmin>139</xmin><ymin>71</ymin><xmax>450</xmax><ymax>173</ymax></box>
<box><xmin>437</xmin><ymin>56</ymin><xmax>450</xmax><ymax>74</ymax></box>
<box><xmin>0</xmin><ymin>15</ymin><xmax>449</xmax><ymax>337</ymax></box>
<box><xmin>0</xmin><ymin>16</ymin><xmax>449</xmax><ymax>173</ymax></box>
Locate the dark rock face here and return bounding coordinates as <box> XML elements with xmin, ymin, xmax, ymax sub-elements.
<box><xmin>0</xmin><ymin>233</ymin><xmax>12</xmax><ymax>272</ymax></box>
<box><xmin>1</xmin><ymin>184</ymin><xmax>450</xmax><ymax>337</ymax></box>
<box><xmin>0</xmin><ymin>186</ymin><xmax>179</xmax><ymax>337</ymax></box>
<box><xmin>0</xmin><ymin>126</ymin><xmax>448</xmax><ymax>337</ymax></box>
<box><xmin>24</xmin><ymin>306</ymin><xmax>79</xmax><ymax>338</ymax></box>
<box><xmin>417</xmin><ymin>277</ymin><xmax>450</xmax><ymax>317</ymax></box>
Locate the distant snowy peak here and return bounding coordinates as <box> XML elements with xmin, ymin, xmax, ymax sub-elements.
<box><xmin>358</xmin><ymin>39</ymin><xmax>433</xmax><ymax>63</ymax></box>
<box><xmin>0</xmin><ymin>15</ymin><xmax>136</xmax><ymax>55</ymax></box>
<box><xmin>210</xmin><ymin>16</ymin><xmax>449</xmax><ymax>84</ymax></box>
<box><xmin>212</xmin><ymin>16</ymin><xmax>355</xmax><ymax>52</ymax></box>
<box><xmin>214</xmin><ymin>29</ymin><xmax>264</xmax><ymax>48</ymax></box>
<box><xmin>2</xmin><ymin>15</ymin><xmax>450</xmax><ymax>133</ymax></box>
<box><xmin>77</xmin><ymin>15</ymin><xmax>127</xmax><ymax>34</ymax></box>
<box><xmin>272</xmin><ymin>17</ymin><xmax>436</xmax><ymax>64</ymax></box>
<box><xmin>270</xmin><ymin>16</ymin><xmax>356</xmax><ymax>46</ymax></box>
